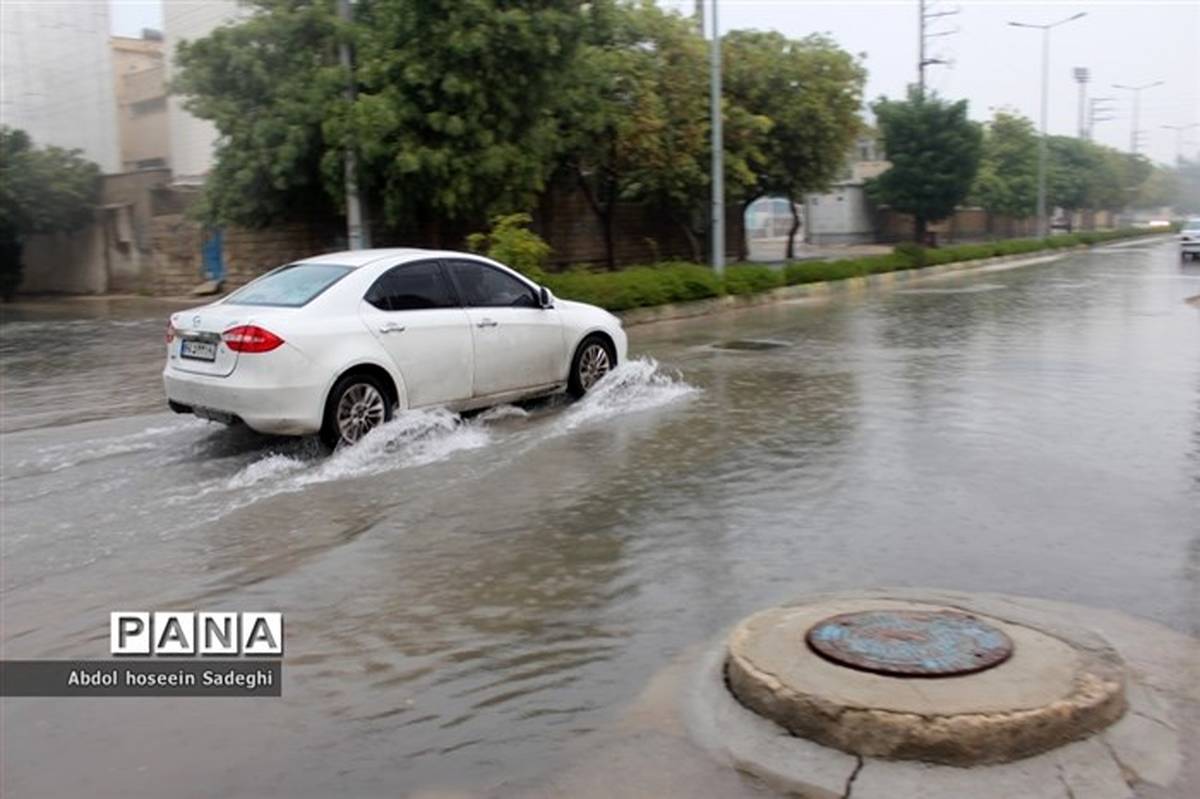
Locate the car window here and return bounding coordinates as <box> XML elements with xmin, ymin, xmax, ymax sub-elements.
<box><xmin>225</xmin><ymin>263</ymin><xmax>352</xmax><ymax>307</ymax></box>
<box><xmin>365</xmin><ymin>261</ymin><xmax>458</xmax><ymax>311</ymax></box>
<box><xmin>444</xmin><ymin>260</ymin><xmax>538</xmax><ymax>308</ymax></box>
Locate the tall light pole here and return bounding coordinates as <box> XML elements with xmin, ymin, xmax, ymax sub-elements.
<box><xmin>709</xmin><ymin>0</ymin><xmax>724</xmax><ymax>275</ymax></box>
<box><xmin>1008</xmin><ymin>12</ymin><xmax>1086</xmax><ymax>239</ymax></box>
<box><xmin>1072</xmin><ymin>67</ymin><xmax>1090</xmax><ymax>139</ymax></box>
<box><xmin>338</xmin><ymin>0</ymin><xmax>369</xmax><ymax>249</ymax></box>
<box><xmin>1113</xmin><ymin>80</ymin><xmax>1164</xmax><ymax>156</ymax></box>
<box><xmin>1162</xmin><ymin>123</ymin><xmax>1200</xmax><ymax>165</ymax></box>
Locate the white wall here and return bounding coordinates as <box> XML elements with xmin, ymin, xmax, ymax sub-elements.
<box><xmin>163</xmin><ymin>0</ymin><xmax>246</xmax><ymax>184</ymax></box>
<box><xmin>0</xmin><ymin>1</ymin><xmax>120</xmax><ymax>172</ymax></box>
<box><xmin>805</xmin><ymin>185</ymin><xmax>875</xmax><ymax>245</ymax></box>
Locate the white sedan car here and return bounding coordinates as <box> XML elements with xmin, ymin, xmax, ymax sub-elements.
<box><xmin>1181</xmin><ymin>218</ymin><xmax>1200</xmax><ymax>260</ymax></box>
<box><xmin>163</xmin><ymin>249</ymin><xmax>627</xmax><ymax>446</ymax></box>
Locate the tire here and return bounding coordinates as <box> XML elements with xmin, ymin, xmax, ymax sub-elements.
<box><xmin>320</xmin><ymin>373</ymin><xmax>393</xmax><ymax>448</ymax></box>
<box><xmin>568</xmin><ymin>335</ymin><xmax>616</xmax><ymax>399</ymax></box>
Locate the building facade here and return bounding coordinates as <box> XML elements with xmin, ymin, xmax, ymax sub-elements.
<box><xmin>112</xmin><ymin>32</ymin><xmax>169</xmax><ymax>172</ymax></box>
<box><xmin>0</xmin><ymin>0</ymin><xmax>120</xmax><ymax>172</ymax></box>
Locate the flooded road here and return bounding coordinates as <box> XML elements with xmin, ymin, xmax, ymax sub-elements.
<box><xmin>3</xmin><ymin>240</ymin><xmax>1199</xmax><ymax>797</ymax></box>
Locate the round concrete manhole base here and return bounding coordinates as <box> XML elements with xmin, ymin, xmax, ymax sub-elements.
<box><xmin>725</xmin><ymin>596</ymin><xmax>1127</xmax><ymax>766</ymax></box>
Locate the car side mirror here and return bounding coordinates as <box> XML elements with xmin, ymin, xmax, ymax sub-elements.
<box><xmin>539</xmin><ymin>286</ymin><xmax>554</xmax><ymax>308</ymax></box>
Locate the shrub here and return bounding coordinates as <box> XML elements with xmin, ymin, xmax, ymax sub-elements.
<box><xmin>723</xmin><ymin>265</ymin><xmax>784</xmax><ymax>295</ymax></box>
<box><xmin>543</xmin><ymin>227</ymin><xmax>1154</xmax><ymax>312</ymax></box>
<box><xmin>466</xmin><ymin>213</ymin><xmax>551</xmax><ymax>280</ymax></box>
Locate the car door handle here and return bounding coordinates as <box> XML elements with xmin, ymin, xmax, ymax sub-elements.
<box><xmin>379</xmin><ymin>323</ymin><xmax>406</xmax><ymax>334</ymax></box>
<box><xmin>476</xmin><ymin>319</ymin><xmax>499</xmax><ymax>328</ymax></box>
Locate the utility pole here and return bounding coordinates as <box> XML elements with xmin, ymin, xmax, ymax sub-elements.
<box><xmin>338</xmin><ymin>0</ymin><xmax>369</xmax><ymax>249</ymax></box>
<box><xmin>1088</xmin><ymin>96</ymin><xmax>1116</xmax><ymax>141</ymax></box>
<box><xmin>918</xmin><ymin>0</ymin><xmax>958</xmax><ymax>94</ymax></box>
<box><xmin>1162</xmin><ymin>123</ymin><xmax>1200</xmax><ymax>165</ymax></box>
<box><xmin>709</xmin><ymin>0</ymin><xmax>724</xmax><ymax>275</ymax></box>
<box><xmin>1113</xmin><ymin>80</ymin><xmax>1164</xmax><ymax>156</ymax></box>
<box><xmin>1072</xmin><ymin>68</ymin><xmax>1090</xmax><ymax>139</ymax></box>
<box><xmin>1008</xmin><ymin>12</ymin><xmax>1086</xmax><ymax>239</ymax></box>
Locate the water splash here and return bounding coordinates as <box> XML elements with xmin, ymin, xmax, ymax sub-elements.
<box><xmin>554</xmin><ymin>358</ymin><xmax>697</xmax><ymax>432</ymax></box>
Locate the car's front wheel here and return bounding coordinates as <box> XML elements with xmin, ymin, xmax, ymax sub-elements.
<box><xmin>568</xmin><ymin>335</ymin><xmax>616</xmax><ymax>398</ymax></box>
<box><xmin>321</xmin><ymin>373</ymin><xmax>393</xmax><ymax>448</ymax></box>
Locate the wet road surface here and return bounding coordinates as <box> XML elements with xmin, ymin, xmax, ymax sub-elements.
<box><xmin>2</xmin><ymin>240</ymin><xmax>1198</xmax><ymax>797</ymax></box>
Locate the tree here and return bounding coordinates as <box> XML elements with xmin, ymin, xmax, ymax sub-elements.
<box><xmin>724</xmin><ymin>30</ymin><xmax>865</xmax><ymax>258</ymax></box>
<box><xmin>0</xmin><ymin>128</ymin><xmax>100</xmax><ymax>300</ymax></box>
<box><xmin>175</xmin><ymin>0</ymin><xmax>587</xmax><ymax>240</ymax></box>
<box><xmin>971</xmin><ymin>111</ymin><xmax>1037</xmax><ymax>224</ymax></box>
<box><xmin>867</xmin><ymin>88</ymin><xmax>982</xmax><ymax>243</ymax></box>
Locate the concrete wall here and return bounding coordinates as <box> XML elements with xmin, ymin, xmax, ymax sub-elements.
<box><xmin>163</xmin><ymin>1</ymin><xmax>248</xmax><ymax>184</ymax></box>
<box><xmin>0</xmin><ymin>1</ymin><xmax>120</xmax><ymax>171</ymax></box>
<box><xmin>20</xmin><ymin>170</ymin><xmax>173</xmax><ymax>295</ymax></box>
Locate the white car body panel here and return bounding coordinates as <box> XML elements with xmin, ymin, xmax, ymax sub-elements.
<box><xmin>162</xmin><ymin>249</ymin><xmax>627</xmax><ymax>438</ymax></box>
<box><xmin>1181</xmin><ymin>220</ymin><xmax>1200</xmax><ymax>255</ymax></box>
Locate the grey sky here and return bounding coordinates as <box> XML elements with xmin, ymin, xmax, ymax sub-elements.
<box><xmin>111</xmin><ymin>0</ymin><xmax>1198</xmax><ymax>164</ymax></box>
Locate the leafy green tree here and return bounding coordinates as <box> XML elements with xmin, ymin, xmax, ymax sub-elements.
<box><xmin>1169</xmin><ymin>159</ymin><xmax>1200</xmax><ymax>214</ymax></box>
<box><xmin>972</xmin><ymin>111</ymin><xmax>1037</xmax><ymax>223</ymax></box>
<box><xmin>0</xmin><ymin>128</ymin><xmax>100</xmax><ymax>300</ymax></box>
<box><xmin>724</xmin><ymin>30</ymin><xmax>865</xmax><ymax>258</ymax></box>
<box><xmin>867</xmin><ymin>88</ymin><xmax>982</xmax><ymax>243</ymax></box>
<box><xmin>173</xmin><ymin>1</ymin><xmax>342</xmax><ymax>227</ymax></box>
<box><xmin>175</xmin><ymin>0</ymin><xmax>586</xmax><ymax>239</ymax></box>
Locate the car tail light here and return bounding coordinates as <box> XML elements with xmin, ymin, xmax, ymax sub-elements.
<box><xmin>222</xmin><ymin>325</ymin><xmax>284</xmax><ymax>353</ymax></box>
<box><xmin>165</xmin><ymin>321</ymin><xmax>176</xmax><ymax>343</ymax></box>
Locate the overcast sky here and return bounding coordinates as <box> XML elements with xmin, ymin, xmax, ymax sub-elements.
<box><xmin>111</xmin><ymin>0</ymin><xmax>1199</xmax><ymax>164</ymax></box>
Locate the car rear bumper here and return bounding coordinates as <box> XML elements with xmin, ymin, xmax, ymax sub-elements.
<box><xmin>163</xmin><ymin>368</ymin><xmax>326</xmax><ymax>436</ymax></box>
<box><xmin>1181</xmin><ymin>240</ymin><xmax>1200</xmax><ymax>254</ymax></box>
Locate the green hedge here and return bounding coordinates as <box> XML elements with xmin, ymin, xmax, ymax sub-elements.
<box><xmin>544</xmin><ymin>228</ymin><xmax>1155</xmax><ymax>312</ymax></box>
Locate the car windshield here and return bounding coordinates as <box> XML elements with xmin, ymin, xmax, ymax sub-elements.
<box><xmin>1185</xmin><ymin>219</ymin><xmax>1200</xmax><ymax>232</ymax></box>
<box><xmin>224</xmin><ymin>263</ymin><xmax>352</xmax><ymax>307</ymax></box>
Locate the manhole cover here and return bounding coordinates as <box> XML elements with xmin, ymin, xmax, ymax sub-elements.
<box><xmin>806</xmin><ymin>609</ymin><xmax>1013</xmax><ymax>677</ymax></box>
<box><xmin>714</xmin><ymin>339</ymin><xmax>789</xmax><ymax>351</ymax></box>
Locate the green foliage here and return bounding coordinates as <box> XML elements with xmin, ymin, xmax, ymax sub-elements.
<box><xmin>173</xmin><ymin>1</ymin><xmax>342</xmax><ymax>227</ymax></box>
<box><xmin>175</xmin><ymin>0</ymin><xmax>864</xmax><ymax>261</ymax></box>
<box><xmin>724</xmin><ymin>29</ymin><xmax>865</xmax><ymax>254</ymax></box>
<box><xmin>868</xmin><ymin>88</ymin><xmax>983</xmax><ymax>240</ymax></box>
<box><xmin>543</xmin><ymin>262</ymin><xmax>723</xmax><ymax>311</ymax></box>
<box><xmin>972</xmin><ymin>111</ymin><xmax>1038</xmax><ymax>218</ymax></box>
<box><xmin>175</xmin><ymin>0</ymin><xmax>586</xmax><ymax>230</ymax></box>
<box><xmin>466</xmin><ymin>213</ymin><xmax>550</xmax><ymax>279</ymax></box>
<box><xmin>723</xmin><ymin>264</ymin><xmax>783</xmax><ymax>295</ymax></box>
<box><xmin>0</xmin><ymin>127</ymin><xmax>101</xmax><ymax>299</ymax></box>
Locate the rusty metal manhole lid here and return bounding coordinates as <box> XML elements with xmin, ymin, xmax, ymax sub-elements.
<box><xmin>806</xmin><ymin>609</ymin><xmax>1013</xmax><ymax>677</ymax></box>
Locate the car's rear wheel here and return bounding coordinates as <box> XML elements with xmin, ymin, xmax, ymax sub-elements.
<box><xmin>568</xmin><ymin>335</ymin><xmax>615</xmax><ymax>398</ymax></box>
<box><xmin>321</xmin><ymin>373</ymin><xmax>392</xmax><ymax>448</ymax></box>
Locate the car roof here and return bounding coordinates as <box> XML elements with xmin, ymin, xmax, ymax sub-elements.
<box><xmin>296</xmin><ymin>248</ymin><xmax>489</xmax><ymax>269</ymax></box>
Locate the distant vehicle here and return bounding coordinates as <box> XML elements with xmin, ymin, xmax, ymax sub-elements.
<box><xmin>163</xmin><ymin>250</ymin><xmax>627</xmax><ymax>447</ymax></box>
<box><xmin>1180</xmin><ymin>219</ymin><xmax>1200</xmax><ymax>261</ymax></box>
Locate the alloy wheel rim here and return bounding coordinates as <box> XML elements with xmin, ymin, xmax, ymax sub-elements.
<box><xmin>579</xmin><ymin>344</ymin><xmax>611</xmax><ymax>391</ymax></box>
<box><xmin>336</xmin><ymin>383</ymin><xmax>386</xmax><ymax>444</ymax></box>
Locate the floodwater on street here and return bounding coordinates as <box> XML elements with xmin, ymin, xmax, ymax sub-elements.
<box><xmin>2</xmin><ymin>240</ymin><xmax>1198</xmax><ymax>797</ymax></box>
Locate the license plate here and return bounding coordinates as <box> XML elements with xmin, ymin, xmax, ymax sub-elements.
<box><xmin>180</xmin><ymin>339</ymin><xmax>218</xmax><ymax>362</ymax></box>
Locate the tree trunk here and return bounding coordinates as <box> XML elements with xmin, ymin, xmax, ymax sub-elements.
<box><xmin>913</xmin><ymin>215</ymin><xmax>927</xmax><ymax>245</ymax></box>
<box><xmin>786</xmin><ymin>197</ymin><xmax>801</xmax><ymax>260</ymax></box>
<box><xmin>576</xmin><ymin>168</ymin><xmax>618</xmax><ymax>270</ymax></box>
<box><xmin>602</xmin><ymin>208</ymin><xmax>616</xmax><ymax>271</ymax></box>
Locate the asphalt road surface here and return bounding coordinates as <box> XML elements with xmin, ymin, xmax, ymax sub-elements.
<box><xmin>2</xmin><ymin>239</ymin><xmax>1198</xmax><ymax>797</ymax></box>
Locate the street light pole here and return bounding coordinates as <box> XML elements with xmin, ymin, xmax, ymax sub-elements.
<box><xmin>709</xmin><ymin>0</ymin><xmax>724</xmax><ymax>275</ymax></box>
<box><xmin>1008</xmin><ymin>12</ymin><xmax>1086</xmax><ymax>239</ymax></box>
<box><xmin>338</xmin><ymin>0</ymin><xmax>369</xmax><ymax>250</ymax></box>
<box><xmin>1113</xmin><ymin>81</ymin><xmax>1165</xmax><ymax>156</ymax></box>
<box><xmin>1162</xmin><ymin>123</ymin><xmax>1200</xmax><ymax>165</ymax></box>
